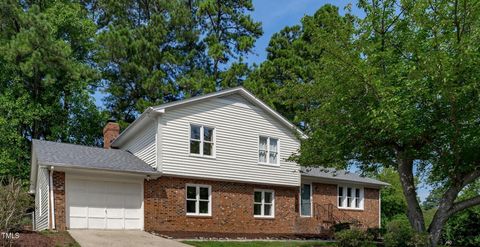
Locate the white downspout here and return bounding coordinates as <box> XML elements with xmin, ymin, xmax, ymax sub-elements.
<box><xmin>49</xmin><ymin>166</ymin><xmax>55</xmax><ymax>230</ymax></box>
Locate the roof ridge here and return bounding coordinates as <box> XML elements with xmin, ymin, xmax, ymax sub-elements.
<box><xmin>33</xmin><ymin>139</ymin><xmax>122</xmax><ymax>152</ymax></box>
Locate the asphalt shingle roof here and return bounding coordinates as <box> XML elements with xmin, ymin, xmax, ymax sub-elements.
<box><xmin>300</xmin><ymin>166</ymin><xmax>389</xmax><ymax>187</ymax></box>
<box><xmin>32</xmin><ymin>139</ymin><xmax>158</xmax><ymax>174</ymax></box>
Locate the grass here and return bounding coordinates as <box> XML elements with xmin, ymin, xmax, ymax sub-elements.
<box><xmin>182</xmin><ymin>240</ymin><xmax>336</xmax><ymax>247</ymax></box>
<box><xmin>40</xmin><ymin>230</ymin><xmax>81</xmax><ymax>247</ymax></box>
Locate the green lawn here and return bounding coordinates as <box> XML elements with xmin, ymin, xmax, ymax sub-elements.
<box><xmin>183</xmin><ymin>240</ymin><xmax>336</xmax><ymax>247</ymax></box>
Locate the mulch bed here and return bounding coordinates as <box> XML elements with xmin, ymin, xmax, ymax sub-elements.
<box><xmin>1</xmin><ymin>230</ymin><xmax>78</xmax><ymax>247</ymax></box>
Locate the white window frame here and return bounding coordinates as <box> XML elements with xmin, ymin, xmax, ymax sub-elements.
<box><xmin>253</xmin><ymin>189</ymin><xmax>275</xmax><ymax>218</ymax></box>
<box><xmin>185</xmin><ymin>184</ymin><xmax>212</xmax><ymax>216</ymax></box>
<box><xmin>337</xmin><ymin>185</ymin><xmax>364</xmax><ymax>210</ymax></box>
<box><xmin>258</xmin><ymin>136</ymin><xmax>280</xmax><ymax>166</ymax></box>
<box><xmin>299</xmin><ymin>183</ymin><xmax>313</xmax><ymax>217</ymax></box>
<box><xmin>189</xmin><ymin>124</ymin><xmax>215</xmax><ymax>158</ymax></box>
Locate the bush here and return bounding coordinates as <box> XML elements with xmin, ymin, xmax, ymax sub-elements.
<box><xmin>335</xmin><ymin>228</ymin><xmax>374</xmax><ymax>247</ymax></box>
<box><xmin>331</xmin><ymin>222</ymin><xmax>352</xmax><ymax>232</ymax></box>
<box><xmin>0</xmin><ymin>178</ymin><xmax>32</xmax><ymax>245</ymax></box>
<box><xmin>384</xmin><ymin>216</ymin><xmax>430</xmax><ymax>247</ymax></box>
<box><xmin>366</xmin><ymin>227</ymin><xmax>383</xmax><ymax>241</ymax></box>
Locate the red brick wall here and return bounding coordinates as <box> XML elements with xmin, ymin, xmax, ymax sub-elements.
<box><xmin>52</xmin><ymin>171</ymin><xmax>67</xmax><ymax>231</ymax></box>
<box><xmin>144</xmin><ymin>176</ymin><xmax>380</xmax><ymax>238</ymax></box>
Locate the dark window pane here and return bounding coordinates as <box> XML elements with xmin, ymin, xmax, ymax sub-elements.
<box><xmin>191</xmin><ymin>125</ymin><xmax>201</xmax><ymax>140</ymax></box>
<box><xmin>355</xmin><ymin>199</ymin><xmax>360</xmax><ymax>208</ymax></box>
<box><xmin>203</xmin><ymin>143</ymin><xmax>212</xmax><ymax>156</ymax></box>
<box><xmin>338</xmin><ymin>196</ymin><xmax>343</xmax><ymax>207</ymax></box>
<box><xmin>204</xmin><ymin>127</ymin><xmax>213</xmax><ymax>141</ymax></box>
<box><xmin>356</xmin><ymin>188</ymin><xmax>360</xmax><ymax>197</ymax></box>
<box><xmin>199</xmin><ymin>187</ymin><xmax>209</xmax><ymax>200</ymax></box>
<box><xmin>259</xmin><ymin>137</ymin><xmax>267</xmax><ymax>151</ymax></box>
<box><xmin>254</xmin><ymin>192</ymin><xmax>262</xmax><ymax>203</ymax></box>
<box><xmin>186</xmin><ymin>200</ymin><xmax>196</xmax><ymax>213</ymax></box>
<box><xmin>264</xmin><ymin>192</ymin><xmax>273</xmax><ymax>203</ymax></box>
<box><xmin>347</xmin><ymin>198</ymin><xmax>352</xmax><ymax>207</ymax></box>
<box><xmin>199</xmin><ymin>201</ymin><xmax>209</xmax><ymax>214</ymax></box>
<box><xmin>264</xmin><ymin>204</ymin><xmax>272</xmax><ymax>216</ymax></box>
<box><xmin>187</xmin><ymin>186</ymin><xmax>196</xmax><ymax>199</ymax></box>
<box><xmin>301</xmin><ymin>184</ymin><xmax>311</xmax><ymax>216</ymax></box>
<box><xmin>338</xmin><ymin>187</ymin><xmax>343</xmax><ymax>196</ymax></box>
<box><xmin>190</xmin><ymin>140</ymin><xmax>200</xmax><ymax>154</ymax></box>
<box><xmin>347</xmin><ymin>188</ymin><xmax>352</xmax><ymax>197</ymax></box>
<box><xmin>254</xmin><ymin>204</ymin><xmax>261</xmax><ymax>215</ymax></box>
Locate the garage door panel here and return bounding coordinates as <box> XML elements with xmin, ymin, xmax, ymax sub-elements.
<box><xmin>124</xmin><ymin>219</ymin><xmax>141</xmax><ymax>229</ymax></box>
<box><xmin>67</xmin><ymin>177</ymin><xmax>142</xmax><ymax>230</ymax></box>
<box><xmin>69</xmin><ymin>217</ymin><xmax>87</xmax><ymax>229</ymax></box>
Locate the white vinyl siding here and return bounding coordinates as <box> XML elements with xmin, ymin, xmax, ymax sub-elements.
<box><xmin>35</xmin><ymin>167</ymin><xmax>49</xmax><ymax>230</ymax></box>
<box><xmin>123</xmin><ymin>121</ymin><xmax>157</xmax><ymax>167</ymax></box>
<box><xmin>159</xmin><ymin>95</ymin><xmax>300</xmax><ymax>186</ymax></box>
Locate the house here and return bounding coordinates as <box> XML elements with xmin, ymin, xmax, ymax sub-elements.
<box><xmin>29</xmin><ymin>87</ymin><xmax>388</xmax><ymax>238</ymax></box>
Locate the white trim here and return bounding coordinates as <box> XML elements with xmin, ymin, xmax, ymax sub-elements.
<box><xmin>337</xmin><ymin>184</ymin><xmax>364</xmax><ymax>210</ymax></box>
<box><xmin>299</xmin><ymin>183</ymin><xmax>313</xmax><ymax>217</ymax></box>
<box><xmin>49</xmin><ymin>167</ymin><xmax>55</xmax><ymax>230</ymax></box>
<box><xmin>185</xmin><ymin>184</ymin><xmax>212</xmax><ymax>216</ymax></box>
<box><xmin>253</xmin><ymin>189</ymin><xmax>275</xmax><ymax>218</ymax></box>
<box><xmin>39</xmin><ymin>188</ymin><xmax>43</xmax><ymax>217</ymax></box>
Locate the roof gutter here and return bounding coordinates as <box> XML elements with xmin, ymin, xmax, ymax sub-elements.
<box><xmin>301</xmin><ymin>175</ymin><xmax>390</xmax><ymax>188</ymax></box>
<box><xmin>38</xmin><ymin>162</ymin><xmax>162</xmax><ymax>178</ymax></box>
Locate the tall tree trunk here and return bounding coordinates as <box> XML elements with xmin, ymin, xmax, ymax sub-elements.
<box><xmin>396</xmin><ymin>152</ymin><xmax>426</xmax><ymax>232</ymax></box>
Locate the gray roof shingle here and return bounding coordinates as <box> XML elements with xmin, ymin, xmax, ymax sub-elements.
<box><xmin>300</xmin><ymin>166</ymin><xmax>389</xmax><ymax>187</ymax></box>
<box><xmin>32</xmin><ymin>140</ymin><xmax>158</xmax><ymax>174</ymax></box>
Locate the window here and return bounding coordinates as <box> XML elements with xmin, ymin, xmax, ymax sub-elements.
<box><xmin>338</xmin><ymin>185</ymin><xmax>364</xmax><ymax>209</ymax></box>
<box><xmin>258</xmin><ymin>136</ymin><xmax>279</xmax><ymax>165</ymax></box>
<box><xmin>186</xmin><ymin>184</ymin><xmax>211</xmax><ymax>216</ymax></box>
<box><xmin>190</xmin><ymin>125</ymin><xmax>215</xmax><ymax>156</ymax></box>
<box><xmin>300</xmin><ymin>184</ymin><xmax>312</xmax><ymax>217</ymax></box>
<box><xmin>347</xmin><ymin>187</ymin><xmax>352</xmax><ymax>207</ymax></box>
<box><xmin>254</xmin><ymin>190</ymin><xmax>274</xmax><ymax>217</ymax></box>
<box><xmin>338</xmin><ymin>186</ymin><xmax>344</xmax><ymax>207</ymax></box>
<box><xmin>355</xmin><ymin>188</ymin><xmax>361</xmax><ymax>208</ymax></box>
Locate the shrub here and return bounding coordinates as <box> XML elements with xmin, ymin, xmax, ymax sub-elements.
<box><xmin>366</xmin><ymin>227</ymin><xmax>383</xmax><ymax>241</ymax></box>
<box><xmin>0</xmin><ymin>177</ymin><xmax>32</xmax><ymax>245</ymax></box>
<box><xmin>335</xmin><ymin>228</ymin><xmax>374</xmax><ymax>247</ymax></box>
<box><xmin>331</xmin><ymin>222</ymin><xmax>351</xmax><ymax>232</ymax></box>
<box><xmin>384</xmin><ymin>215</ymin><xmax>430</xmax><ymax>247</ymax></box>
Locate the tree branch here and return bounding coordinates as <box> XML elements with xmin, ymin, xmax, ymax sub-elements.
<box><xmin>449</xmin><ymin>195</ymin><xmax>480</xmax><ymax>216</ymax></box>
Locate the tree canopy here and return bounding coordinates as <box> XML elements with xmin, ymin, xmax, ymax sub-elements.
<box><xmin>247</xmin><ymin>1</ymin><xmax>480</xmax><ymax>245</ymax></box>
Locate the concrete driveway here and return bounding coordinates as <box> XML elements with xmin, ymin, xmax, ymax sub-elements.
<box><xmin>69</xmin><ymin>230</ymin><xmax>192</xmax><ymax>247</ymax></box>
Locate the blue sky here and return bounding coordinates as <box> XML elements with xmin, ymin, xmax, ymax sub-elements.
<box><xmin>246</xmin><ymin>0</ymin><xmax>359</xmax><ymax>65</ymax></box>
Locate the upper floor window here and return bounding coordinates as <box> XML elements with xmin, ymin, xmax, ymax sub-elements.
<box><xmin>190</xmin><ymin>125</ymin><xmax>215</xmax><ymax>157</ymax></box>
<box><xmin>258</xmin><ymin>136</ymin><xmax>279</xmax><ymax>165</ymax></box>
<box><xmin>338</xmin><ymin>185</ymin><xmax>364</xmax><ymax>210</ymax></box>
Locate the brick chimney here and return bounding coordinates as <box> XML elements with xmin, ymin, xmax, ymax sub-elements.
<box><xmin>103</xmin><ymin>119</ymin><xmax>120</xmax><ymax>149</ymax></box>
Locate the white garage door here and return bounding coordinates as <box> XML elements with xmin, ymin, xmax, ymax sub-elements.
<box><xmin>67</xmin><ymin>177</ymin><xmax>143</xmax><ymax>229</ymax></box>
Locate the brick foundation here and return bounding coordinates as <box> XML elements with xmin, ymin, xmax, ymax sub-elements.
<box><xmin>52</xmin><ymin>171</ymin><xmax>67</xmax><ymax>231</ymax></box>
<box><xmin>144</xmin><ymin>176</ymin><xmax>380</xmax><ymax>238</ymax></box>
